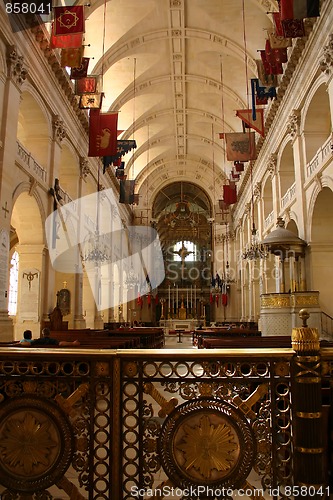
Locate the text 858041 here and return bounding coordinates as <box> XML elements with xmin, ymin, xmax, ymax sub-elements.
<box><xmin>5</xmin><ymin>1</ymin><xmax>52</xmax><ymax>15</ymax></box>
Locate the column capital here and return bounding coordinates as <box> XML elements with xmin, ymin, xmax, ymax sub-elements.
<box><xmin>267</xmin><ymin>153</ymin><xmax>277</xmax><ymax>177</ymax></box>
<box><xmin>6</xmin><ymin>45</ymin><xmax>28</xmax><ymax>87</ymax></box>
<box><xmin>287</xmin><ymin>109</ymin><xmax>301</xmax><ymax>139</ymax></box>
<box><xmin>80</xmin><ymin>157</ymin><xmax>90</xmax><ymax>179</ymax></box>
<box><xmin>52</xmin><ymin>115</ymin><xmax>66</xmax><ymax>143</ymax></box>
<box><xmin>319</xmin><ymin>33</ymin><xmax>333</xmax><ymax>77</ymax></box>
<box><xmin>253</xmin><ymin>181</ymin><xmax>261</xmax><ymax>200</ymax></box>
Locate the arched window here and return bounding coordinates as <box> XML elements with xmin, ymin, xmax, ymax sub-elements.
<box><xmin>8</xmin><ymin>251</ymin><xmax>19</xmax><ymax>316</ymax></box>
<box><xmin>172</xmin><ymin>240</ymin><xmax>198</xmax><ymax>261</ymax></box>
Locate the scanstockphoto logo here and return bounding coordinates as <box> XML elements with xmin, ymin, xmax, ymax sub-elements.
<box><xmin>45</xmin><ymin>188</ymin><xmax>165</xmax><ymax>310</ymax></box>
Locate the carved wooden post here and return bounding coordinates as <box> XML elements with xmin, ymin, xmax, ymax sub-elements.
<box><xmin>291</xmin><ymin>309</ymin><xmax>326</xmax><ymax>498</ymax></box>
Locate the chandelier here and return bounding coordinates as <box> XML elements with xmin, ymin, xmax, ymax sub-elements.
<box><xmin>242</xmin><ymin>223</ymin><xmax>268</xmax><ymax>260</ymax></box>
<box><xmin>125</xmin><ymin>266</ymin><xmax>139</xmax><ymax>288</ymax></box>
<box><xmin>82</xmin><ymin>171</ymin><xmax>110</xmax><ymax>264</ymax></box>
<box><xmin>83</xmin><ymin>230</ymin><xmax>109</xmax><ymax>264</ymax></box>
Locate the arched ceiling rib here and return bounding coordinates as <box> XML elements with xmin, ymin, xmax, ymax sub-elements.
<box><xmin>78</xmin><ymin>0</ymin><xmax>279</xmax><ymax>210</ymax></box>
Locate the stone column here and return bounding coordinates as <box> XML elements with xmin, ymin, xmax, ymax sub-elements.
<box><xmin>0</xmin><ymin>46</ymin><xmax>29</xmax><ymax>339</ymax></box>
<box><xmin>41</xmin><ymin>114</ymin><xmax>66</xmax><ymax>324</ymax></box>
<box><xmin>72</xmin><ymin>158</ymin><xmax>89</xmax><ymax>329</ymax></box>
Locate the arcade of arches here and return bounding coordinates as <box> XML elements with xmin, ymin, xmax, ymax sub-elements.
<box><xmin>1</xmin><ymin>1</ymin><xmax>333</xmax><ymax>342</ymax></box>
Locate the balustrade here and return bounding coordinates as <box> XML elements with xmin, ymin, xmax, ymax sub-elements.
<box><xmin>16</xmin><ymin>140</ymin><xmax>47</xmax><ymax>183</ymax></box>
<box><xmin>0</xmin><ymin>331</ymin><xmax>330</xmax><ymax>498</ymax></box>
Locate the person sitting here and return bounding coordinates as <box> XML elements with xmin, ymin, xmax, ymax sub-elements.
<box><xmin>22</xmin><ymin>327</ymin><xmax>80</xmax><ymax>347</ymax></box>
<box><xmin>20</xmin><ymin>329</ymin><xmax>33</xmax><ymax>345</ymax></box>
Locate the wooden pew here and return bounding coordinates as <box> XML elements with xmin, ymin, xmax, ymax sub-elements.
<box><xmin>199</xmin><ymin>335</ymin><xmax>291</xmax><ymax>349</ymax></box>
<box><xmin>198</xmin><ymin>336</ymin><xmax>333</xmax><ymax>349</ymax></box>
<box><xmin>49</xmin><ymin>330</ymin><xmax>140</xmax><ymax>349</ymax></box>
<box><xmin>193</xmin><ymin>328</ymin><xmax>261</xmax><ymax>347</ymax></box>
<box><xmin>107</xmin><ymin>327</ymin><xmax>165</xmax><ymax>348</ymax></box>
<box><xmin>48</xmin><ymin>327</ymin><xmax>164</xmax><ymax>349</ymax></box>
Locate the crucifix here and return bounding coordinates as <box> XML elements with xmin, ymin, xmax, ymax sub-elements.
<box><xmin>172</xmin><ymin>242</ymin><xmax>194</xmax><ymax>276</ymax></box>
<box><xmin>2</xmin><ymin>201</ymin><xmax>9</xmax><ymax>219</ymax></box>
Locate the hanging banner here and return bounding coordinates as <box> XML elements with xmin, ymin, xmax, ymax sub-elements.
<box><xmin>54</xmin><ymin>6</ymin><xmax>85</xmax><ymax>35</ymax></box>
<box><xmin>60</xmin><ymin>47</ymin><xmax>83</xmax><ymax>68</ymax></box>
<box><xmin>223</xmin><ymin>184</ymin><xmax>237</xmax><ymax>205</ymax></box>
<box><xmin>79</xmin><ymin>93</ymin><xmax>103</xmax><ymax>109</ymax></box>
<box><xmin>70</xmin><ymin>57</ymin><xmax>90</xmax><ymax>79</ymax></box>
<box><xmin>236</xmin><ymin>109</ymin><xmax>265</xmax><ymax>137</ymax></box>
<box><xmin>50</xmin><ymin>28</ymin><xmax>83</xmax><ymax>49</ymax></box>
<box><xmin>119</xmin><ymin>180</ymin><xmax>135</xmax><ymax>204</ymax></box>
<box><xmin>88</xmin><ymin>110</ymin><xmax>118</xmax><ymax>157</ymax></box>
<box><xmin>224</xmin><ymin>132</ymin><xmax>257</xmax><ymax>161</ymax></box>
<box><xmin>75</xmin><ymin>75</ymin><xmax>101</xmax><ymax>95</ymax></box>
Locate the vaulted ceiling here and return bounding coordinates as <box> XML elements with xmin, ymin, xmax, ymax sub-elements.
<box><xmin>79</xmin><ymin>0</ymin><xmax>278</xmax><ymax>219</ymax></box>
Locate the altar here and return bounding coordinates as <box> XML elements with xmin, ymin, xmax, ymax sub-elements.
<box><xmin>160</xmin><ymin>319</ymin><xmax>199</xmax><ymax>332</ymax></box>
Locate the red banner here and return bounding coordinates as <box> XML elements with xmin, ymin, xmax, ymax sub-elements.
<box><xmin>50</xmin><ymin>26</ymin><xmax>82</xmax><ymax>48</ymax></box>
<box><xmin>75</xmin><ymin>76</ymin><xmax>100</xmax><ymax>95</ymax></box>
<box><xmin>54</xmin><ymin>6</ymin><xmax>85</xmax><ymax>36</ymax></box>
<box><xmin>88</xmin><ymin>110</ymin><xmax>118</xmax><ymax>157</ymax></box>
<box><xmin>223</xmin><ymin>184</ymin><xmax>237</xmax><ymax>205</ymax></box>
<box><xmin>70</xmin><ymin>58</ymin><xmax>90</xmax><ymax>79</ymax></box>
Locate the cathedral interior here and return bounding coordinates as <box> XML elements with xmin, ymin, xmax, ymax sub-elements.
<box><xmin>0</xmin><ymin>0</ymin><xmax>332</xmax><ymax>498</ymax></box>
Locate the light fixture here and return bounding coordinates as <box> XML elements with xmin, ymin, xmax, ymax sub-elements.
<box><xmin>82</xmin><ymin>168</ymin><xmax>109</xmax><ymax>264</ymax></box>
<box><xmin>242</xmin><ymin>223</ymin><xmax>268</xmax><ymax>260</ymax></box>
<box><xmin>83</xmin><ymin>230</ymin><xmax>109</xmax><ymax>264</ymax></box>
<box><xmin>125</xmin><ymin>266</ymin><xmax>139</xmax><ymax>288</ymax></box>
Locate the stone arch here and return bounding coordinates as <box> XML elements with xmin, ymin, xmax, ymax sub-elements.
<box><xmin>302</xmin><ymin>81</ymin><xmax>331</xmax><ymax>163</ymax></box>
<box><xmin>277</xmin><ymin>140</ymin><xmax>295</xmax><ymax>205</ymax></box>
<box><xmin>58</xmin><ymin>142</ymin><xmax>80</xmax><ymax>200</ymax></box>
<box><xmin>308</xmin><ymin>186</ymin><xmax>333</xmax><ymax>316</ymax></box>
<box><xmin>262</xmin><ymin>175</ymin><xmax>273</xmax><ymax>228</ymax></box>
<box><xmin>18</xmin><ymin>89</ymin><xmax>51</xmax><ymax>167</ymax></box>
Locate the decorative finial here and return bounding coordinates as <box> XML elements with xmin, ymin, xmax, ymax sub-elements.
<box><xmin>299</xmin><ymin>308</ymin><xmax>310</xmax><ymax>327</ymax></box>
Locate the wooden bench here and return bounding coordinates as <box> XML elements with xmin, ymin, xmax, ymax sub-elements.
<box><xmin>199</xmin><ymin>335</ymin><xmax>291</xmax><ymax>349</ymax></box>
<box><xmin>48</xmin><ymin>327</ymin><xmax>164</xmax><ymax>349</ymax></box>
<box><xmin>198</xmin><ymin>336</ymin><xmax>333</xmax><ymax>349</ymax></box>
<box><xmin>108</xmin><ymin>327</ymin><xmax>165</xmax><ymax>348</ymax></box>
<box><xmin>193</xmin><ymin>328</ymin><xmax>261</xmax><ymax>347</ymax></box>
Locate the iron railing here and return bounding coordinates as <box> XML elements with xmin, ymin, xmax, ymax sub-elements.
<box><xmin>0</xmin><ymin>343</ymin><xmax>331</xmax><ymax>499</ymax></box>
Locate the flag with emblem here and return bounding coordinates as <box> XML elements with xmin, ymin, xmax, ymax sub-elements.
<box><xmin>70</xmin><ymin>58</ymin><xmax>90</xmax><ymax>79</ymax></box>
<box><xmin>88</xmin><ymin>110</ymin><xmax>118</xmax><ymax>157</ymax></box>
<box><xmin>79</xmin><ymin>93</ymin><xmax>103</xmax><ymax>110</ymax></box>
<box><xmin>224</xmin><ymin>132</ymin><xmax>257</xmax><ymax>161</ymax></box>
<box><xmin>60</xmin><ymin>47</ymin><xmax>83</xmax><ymax>68</ymax></box>
<box><xmin>54</xmin><ymin>6</ymin><xmax>85</xmax><ymax>35</ymax></box>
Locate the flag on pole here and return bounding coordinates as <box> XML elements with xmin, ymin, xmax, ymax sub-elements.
<box><xmin>119</xmin><ymin>180</ymin><xmax>135</xmax><ymax>204</ymax></box>
<box><xmin>79</xmin><ymin>93</ymin><xmax>103</xmax><ymax>110</ymax></box>
<box><xmin>236</xmin><ymin>109</ymin><xmax>265</xmax><ymax>137</ymax></box>
<box><xmin>70</xmin><ymin>58</ymin><xmax>90</xmax><ymax>79</ymax></box>
<box><xmin>223</xmin><ymin>184</ymin><xmax>237</xmax><ymax>205</ymax></box>
<box><xmin>224</xmin><ymin>132</ymin><xmax>257</xmax><ymax>161</ymax></box>
<box><xmin>280</xmin><ymin>0</ymin><xmax>320</xmax><ymax>21</ymax></box>
<box><xmin>75</xmin><ymin>75</ymin><xmax>100</xmax><ymax>95</ymax></box>
<box><xmin>54</xmin><ymin>6</ymin><xmax>85</xmax><ymax>35</ymax></box>
<box><xmin>268</xmin><ymin>29</ymin><xmax>292</xmax><ymax>49</ymax></box>
<box><xmin>60</xmin><ymin>47</ymin><xmax>83</xmax><ymax>68</ymax></box>
<box><xmin>88</xmin><ymin>110</ymin><xmax>118</xmax><ymax>157</ymax></box>
<box><xmin>281</xmin><ymin>18</ymin><xmax>306</xmax><ymax>38</ymax></box>
<box><xmin>50</xmin><ymin>25</ymin><xmax>83</xmax><ymax>48</ymax></box>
